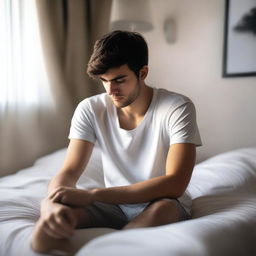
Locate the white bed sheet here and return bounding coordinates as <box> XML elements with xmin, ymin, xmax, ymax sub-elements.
<box><xmin>0</xmin><ymin>147</ymin><xmax>256</xmax><ymax>256</ymax></box>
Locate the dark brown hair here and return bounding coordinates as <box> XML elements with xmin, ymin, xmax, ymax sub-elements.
<box><xmin>87</xmin><ymin>30</ymin><xmax>148</xmax><ymax>79</ymax></box>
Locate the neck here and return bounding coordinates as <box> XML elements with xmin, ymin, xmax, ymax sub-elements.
<box><xmin>118</xmin><ymin>84</ymin><xmax>153</xmax><ymax>119</ymax></box>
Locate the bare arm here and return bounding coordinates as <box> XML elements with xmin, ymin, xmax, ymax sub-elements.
<box><xmin>51</xmin><ymin>143</ymin><xmax>196</xmax><ymax>206</ymax></box>
<box><xmin>37</xmin><ymin>139</ymin><xmax>94</xmax><ymax>239</ymax></box>
<box><xmin>47</xmin><ymin>139</ymin><xmax>94</xmax><ymax>194</ymax></box>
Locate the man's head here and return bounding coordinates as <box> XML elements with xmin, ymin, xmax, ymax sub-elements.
<box><xmin>87</xmin><ymin>30</ymin><xmax>148</xmax><ymax>79</ymax></box>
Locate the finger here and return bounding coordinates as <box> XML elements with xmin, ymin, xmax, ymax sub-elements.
<box><xmin>64</xmin><ymin>209</ymin><xmax>77</xmax><ymax>228</ymax></box>
<box><xmin>38</xmin><ymin>219</ymin><xmax>63</xmax><ymax>239</ymax></box>
<box><xmin>46</xmin><ymin>213</ymin><xmax>73</xmax><ymax>238</ymax></box>
<box><xmin>48</xmin><ymin>186</ymin><xmax>66</xmax><ymax>200</ymax></box>
<box><xmin>55</xmin><ymin>215</ymin><xmax>74</xmax><ymax>235</ymax></box>
<box><xmin>50</xmin><ymin>191</ymin><xmax>67</xmax><ymax>204</ymax></box>
<box><xmin>48</xmin><ymin>190</ymin><xmax>60</xmax><ymax>201</ymax></box>
<box><xmin>44</xmin><ymin>227</ymin><xmax>63</xmax><ymax>239</ymax></box>
<box><xmin>47</xmin><ymin>220</ymin><xmax>72</xmax><ymax>239</ymax></box>
<box><xmin>51</xmin><ymin>193</ymin><xmax>62</xmax><ymax>203</ymax></box>
<box><xmin>42</xmin><ymin>222</ymin><xmax>66</xmax><ymax>239</ymax></box>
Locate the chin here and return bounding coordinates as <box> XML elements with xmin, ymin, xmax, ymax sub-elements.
<box><xmin>113</xmin><ymin>102</ymin><xmax>125</xmax><ymax>108</ymax></box>
<box><xmin>112</xmin><ymin>96</ymin><xmax>135</xmax><ymax>108</ymax></box>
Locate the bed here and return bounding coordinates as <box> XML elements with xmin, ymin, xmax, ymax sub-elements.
<box><xmin>0</xmin><ymin>146</ymin><xmax>256</xmax><ymax>256</ymax></box>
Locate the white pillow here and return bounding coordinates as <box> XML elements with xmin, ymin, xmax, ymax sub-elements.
<box><xmin>187</xmin><ymin>147</ymin><xmax>256</xmax><ymax>200</ymax></box>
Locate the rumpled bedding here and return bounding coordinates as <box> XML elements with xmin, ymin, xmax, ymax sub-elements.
<box><xmin>0</xmin><ymin>146</ymin><xmax>256</xmax><ymax>256</ymax></box>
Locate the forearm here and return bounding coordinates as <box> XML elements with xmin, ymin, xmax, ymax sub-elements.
<box><xmin>49</xmin><ymin>173</ymin><xmax>189</xmax><ymax>208</ymax></box>
<box><xmin>47</xmin><ymin>170</ymin><xmax>77</xmax><ymax>195</ymax></box>
<box><xmin>92</xmin><ymin>174</ymin><xmax>187</xmax><ymax>205</ymax></box>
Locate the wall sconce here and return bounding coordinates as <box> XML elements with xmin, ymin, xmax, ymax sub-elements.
<box><xmin>164</xmin><ymin>18</ymin><xmax>176</xmax><ymax>44</ymax></box>
<box><xmin>110</xmin><ymin>0</ymin><xmax>154</xmax><ymax>32</ymax></box>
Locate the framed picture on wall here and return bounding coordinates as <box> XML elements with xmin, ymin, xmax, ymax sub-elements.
<box><xmin>223</xmin><ymin>0</ymin><xmax>256</xmax><ymax>77</ymax></box>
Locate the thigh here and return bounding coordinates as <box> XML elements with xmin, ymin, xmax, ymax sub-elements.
<box><xmin>84</xmin><ymin>201</ymin><xmax>128</xmax><ymax>229</ymax></box>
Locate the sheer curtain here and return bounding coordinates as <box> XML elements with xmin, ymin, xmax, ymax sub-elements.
<box><xmin>0</xmin><ymin>0</ymin><xmax>54</xmax><ymax>112</ymax></box>
<box><xmin>0</xmin><ymin>0</ymin><xmax>112</xmax><ymax>176</ymax></box>
<box><xmin>0</xmin><ymin>0</ymin><xmax>58</xmax><ymax>176</ymax></box>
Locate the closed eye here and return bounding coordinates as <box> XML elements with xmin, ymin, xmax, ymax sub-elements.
<box><xmin>115</xmin><ymin>78</ymin><xmax>125</xmax><ymax>83</ymax></box>
<box><xmin>99</xmin><ymin>75</ymin><xmax>127</xmax><ymax>84</ymax></box>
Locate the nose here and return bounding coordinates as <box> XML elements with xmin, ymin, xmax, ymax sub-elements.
<box><xmin>107</xmin><ymin>82</ymin><xmax>119</xmax><ymax>95</ymax></box>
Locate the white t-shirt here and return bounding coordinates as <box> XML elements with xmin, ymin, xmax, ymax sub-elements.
<box><xmin>69</xmin><ymin>87</ymin><xmax>202</xmax><ymax>220</ymax></box>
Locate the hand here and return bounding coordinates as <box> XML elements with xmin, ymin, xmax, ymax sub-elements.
<box><xmin>49</xmin><ymin>186</ymin><xmax>94</xmax><ymax>207</ymax></box>
<box><xmin>39</xmin><ymin>198</ymin><xmax>76</xmax><ymax>239</ymax></box>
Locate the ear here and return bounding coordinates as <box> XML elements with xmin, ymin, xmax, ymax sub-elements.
<box><xmin>139</xmin><ymin>65</ymin><xmax>148</xmax><ymax>80</ymax></box>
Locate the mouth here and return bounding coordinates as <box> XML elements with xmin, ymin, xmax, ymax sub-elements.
<box><xmin>112</xmin><ymin>96</ymin><xmax>124</xmax><ymax>102</ymax></box>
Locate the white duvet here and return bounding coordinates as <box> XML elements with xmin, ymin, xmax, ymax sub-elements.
<box><xmin>0</xmin><ymin>147</ymin><xmax>256</xmax><ymax>256</ymax></box>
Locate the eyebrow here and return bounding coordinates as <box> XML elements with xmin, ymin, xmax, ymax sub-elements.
<box><xmin>99</xmin><ymin>75</ymin><xmax>127</xmax><ymax>82</ymax></box>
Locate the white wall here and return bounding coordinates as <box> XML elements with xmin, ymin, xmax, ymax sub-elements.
<box><xmin>142</xmin><ymin>0</ymin><xmax>256</xmax><ymax>162</ymax></box>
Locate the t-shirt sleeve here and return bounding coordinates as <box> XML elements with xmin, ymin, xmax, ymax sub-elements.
<box><xmin>168</xmin><ymin>102</ymin><xmax>202</xmax><ymax>146</ymax></box>
<box><xmin>68</xmin><ymin>100</ymin><xmax>96</xmax><ymax>144</ymax></box>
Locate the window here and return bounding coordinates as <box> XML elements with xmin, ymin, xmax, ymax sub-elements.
<box><xmin>0</xmin><ymin>0</ymin><xmax>53</xmax><ymax>112</ymax></box>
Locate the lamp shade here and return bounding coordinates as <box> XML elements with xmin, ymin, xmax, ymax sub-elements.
<box><xmin>110</xmin><ymin>0</ymin><xmax>153</xmax><ymax>32</ymax></box>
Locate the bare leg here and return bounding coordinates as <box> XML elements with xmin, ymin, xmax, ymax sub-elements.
<box><xmin>31</xmin><ymin>208</ymin><xmax>90</xmax><ymax>255</ymax></box>
<box><xmin>123</xmin><ymin>200</ymin><xmax>181</xmax><ymax>230</ymax></box>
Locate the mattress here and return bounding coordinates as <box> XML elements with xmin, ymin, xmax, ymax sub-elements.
<box><xmin>0</xmin><ymin>146</ymin><xmax>256</xmax><ymax>256</ymax></box>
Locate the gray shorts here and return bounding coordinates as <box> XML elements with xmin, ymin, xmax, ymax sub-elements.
<box><xmin>84</xmin><ymin>198</ymin><xmax>191</xmax><ymax>229</ymax></box>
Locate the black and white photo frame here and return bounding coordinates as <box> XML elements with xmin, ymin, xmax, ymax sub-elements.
<box><xmin>223</xmin><ymin>0</ymin><xmax>256</xmax><ymax>77</ymax></box>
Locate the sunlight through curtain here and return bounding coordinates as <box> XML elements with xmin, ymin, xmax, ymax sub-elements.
<box><xmin>0</xmin><ymin>0</ymin><xmax>54</xmax><ymax>114</ymax></box>
<box><xmin>0</xmin><ymin>0</ymin><xmax>61</xmax><ymax>176</ymax></box>
<box><xmin>0</xmin><ymin>0</ymin><xmax>112</xmax><ymax>176</ymax></box>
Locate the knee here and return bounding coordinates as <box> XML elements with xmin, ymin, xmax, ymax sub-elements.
<box><xmin>147</xmin><ymin>200</ymin><xmax>178</xmax><ymax>221</ymax></box>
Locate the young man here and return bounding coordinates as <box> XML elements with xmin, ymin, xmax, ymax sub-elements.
<box><xmin>31</xmin><ymin>30</ymin><xmax>202</xmax><ymax>254</ymax></box>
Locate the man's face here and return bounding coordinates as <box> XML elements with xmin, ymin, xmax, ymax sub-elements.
<box><xmin>99</xmin><ymin>64</ymin><xmax>141</xmax><ymax>108</ymax></box>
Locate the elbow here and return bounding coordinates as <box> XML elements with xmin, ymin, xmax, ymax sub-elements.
<box><xmin>173</xmin><ymin>189</ymin><xmax>185</xmax><ymax>199</ymax></box>
<box><xmin>175</xmin><ymin>182</ymin><xmax>188</xmax><ymax>198</ymax></box>
<box><xmin>165</xmin><ymin>175</ymin><xmax>189</xmax><ymax>199</ymax></box>
<box><xmin>168</xmin><ymin>189</ymin><xmax>184</xmax><ymax>199</ymax></box>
